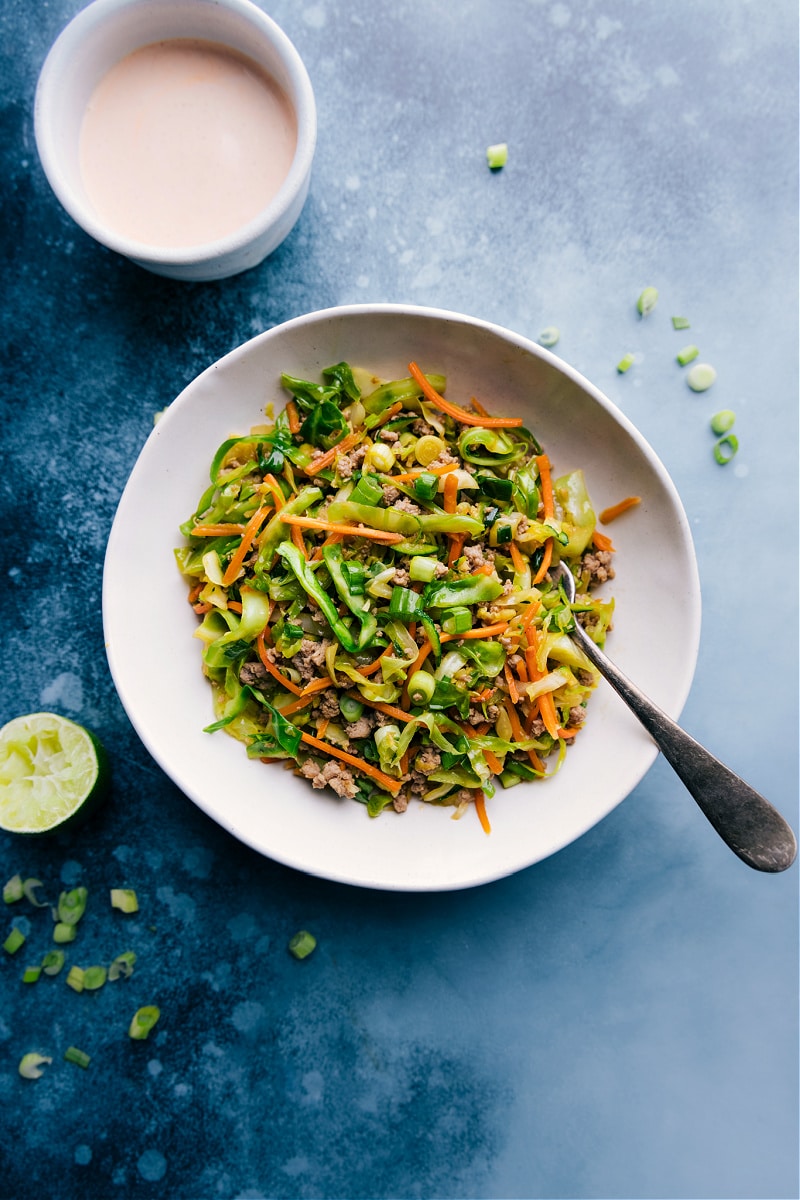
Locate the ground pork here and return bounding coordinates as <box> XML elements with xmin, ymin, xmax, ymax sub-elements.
<box><xmin>392</xmin><ymin>790</ymin><xmax>409</xmax><ymax>813</ymax></box>
<box><xmin>411</xmin><ymin>418</ymin><xmax>437</xmax><ymax>437</ymax></box>
<box><xmin>344</xmin><ymin>714</ymin><xmax>375</xmax><ymax>740</ymax></box>
<box><xmin>238</xmin><ymin>661</ymin><xmax>270</xmax><ymax>686</ymax></box>
<box><xmin>568</xmin><ymin>706</ymin><xmax>587</xmax><ymax>727</ymax></box>
<box><xmin>391</xmin><ymin>568</ymin><xmax>411</xmax><ymax>587</ymax></box>
<box><xmin>576</xmin><ymin>668</ymin><xmax>594</xmax><ymax>687</ymax></box>
<box><xmin>377</xmin><ymin>428</ymin><xmax>399</xmax><ymax>442</ymax></box>
<box><xmin>415</xmin><ymin>746</ymin><xmax>441</xmax><ymax>775</ymax></box>
<box><xmin>463</xmin><ymin>544</ymin><xmax>495</xmax><ymax>571</ymax></box>
<box><xmin>300</xmin><ymin>757</ymin><xmax>358</xmax><ymax>798</ymax></box>
<box><xmin>426</xmin><ymin>450</ymin><xmax>458</xmax><ymax>469</ymax></box>
<box><xmin>336</xmin><ymin>445</ymin><xmax>368</xmax><ymax>479</ymax></box>
<box><xmin>392</xmin><ymin>497</ymin><xmax>421</xmax><ymax>514</ymax></box>
<box><xmin>408</xmin><ymin>770</ymin><xmax>428</xmax><ymax>795</ymax></box>
<box><xmin>293</xmin><ymin>638</ymin><xmax>331</xmax><ymax>682</ymax></box>
<box><xmin>582</xmin><ymin>550</ymin><xmax>615</xmax><ymax>586</ymax></box>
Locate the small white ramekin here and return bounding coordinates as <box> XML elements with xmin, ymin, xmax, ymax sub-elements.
<box><xmin>34</xmin><ymin>0</ymin><xmax>316</xmax><ymax>281</ymax></box>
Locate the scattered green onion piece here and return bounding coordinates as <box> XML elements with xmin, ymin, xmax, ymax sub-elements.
<box><xmin>19</xmin><ymin>1053</ymin><xmax>52</xmax><ymax>1080</ymax></box>
<box><xmin>687</xmin><ymin>362</ymin><xmax>717</xmax><ymax>392</ymax></box>
<box><xmin>671</xmin><ymin>315</ymin><xmax>691</xmax><ymax>330</ymax></box>
<box><xmin>441</xmin><ymin>607</ymin><xmax>473</xmax><ymax>636</ymax></box>
<box><xmin>53</xmin><ymin>922</ymin><xmax>76</xmax><ymax>944</ymax></box>
<box><xmin>538</xmin><ymin>326</ymin><xmax>560</xmax><ymax>348</ymax></box>
<box><xmin>23</xmin><ymin>878</ymin><xmax>48</xmax><ymax>908</ymax></box>
<box><xmin>110</xmin><ymin>888</ymin><xmax>139</xmax><ymax>914</ymax></box>
<box><xmin>64</xmin><ymin>1046</ymin><xmax>91</xmax><ymax>1069</ymax></box>
<box><xmin>713</xmin><ymin>434</ymin><xmax>739</xmax><ymax>465</ymax></box>
<box><xmin>129</xmin><ymin>1006</ymin><xmax>161</xmax><ymax>1040</ymax></box>
<box><xmin>288</xmin><ymin>930</ymin><xmax>317</xmax><ymax>960</ymax></box>
<box><xmin>616</xmin><ymin>353</ymin><xmax>635</xmax><ymax>374</ymax></box>
<box><xmin>343</xmin><ymin>562</ymin><xmax>367</xmax><ymax>595</ymax></box>
<box><xmin>495</xmin><ymin>523</ymin><xmax>513</xmax><ymax>544</ymax></box>
<box><xmin>41</xmin><ymin>950</ymin><xmax>65</xmax><ymax>976</ymax></box>
<box><xmin>477</xmin><ymin>474</ymin><xmax>513</xmax><ymax>501</ymax></box>
<box><xmin>409</xmin><ymin>555</ymin><xmax>443</xmax><ymax>583</ymax></box>
<box><xmin>414</xmin><ymin>435</ymin><xmax>445</xmax><ymax>466</ymax></box>
<box><xmin>3</xmin><ymin>874</ymin><xmax>24</xmax><ymax>904</ymax></box>
<box><xmin>82</xmin><ymin>965</ymin><xmax>107</xmax><ymax>991</ymax></box>
<box><xmin>636</xmin><ymin>287</ymin><xmax>658</xmax><ymax>316</ymax></box>
<box><xmin>3</xmin><ymin>927</ymin><xmax>25</xmax><ymax>955</ymax></box>
<box><xmin>283</xmin><ymin>622</ymin><xmax>305</xmax><ymax>641</ymax></box>
<box><xmin>58</xmin><ymin>887</ymin><xmax>88</xmax><ymax>926</ymax></box>
<box><xmin>388</xmin><ymin>586</ymin><xmax>423</xmax><ymax>620</ymax></box>
<box><xmin>365</xmin><ymin>443</ymin><xmax>396</xmax><ymax>473</ymax></box>
<box><xmin>483</xmin><ymin>505</ymin><xmax>500</xmax><ymax>527</ymax></box>
<box><xmin>406</xmin><ymin>671</ymin><xmax>436</xmax><ymax>706</ymax></box>
<box><xmin>108</xmin><ymin>951</ymin><xmax>137</xmax><ymax>981</ymax></box>
<box><xmin>676</xmin><ymin>344</ymin><xmax>700</xmax><ymax>366</ymax></box>
<box><xmin>66</xmin><ymin>965</ymin><xmax>85</xmax><ymax>993</ymax></box>
<box><xmin>22</xmin><ymin>965</ymin><xmax>41</xmax><ymax>984</ymax></box>
<box><xmin>486</xmin><ymin>142</ymin><xmax>508</xmax><ymax>170</ymax></box>
<box><xmin>339</xmin><ymin>694</ymin><xmax>364</xmax><ymax>723</ymax></box>
<box><xmin>413</xmin><ymin>472</ymin><xmax>439</xmax><ymax>502</ymax></box>
<box><xmin>710</xmin><ymin>409</ymin><xmax>736</xmax><ymax>435</ymax></box>
<box><xmin>349</xmin><ymin>473</ymin><xmax>383</xmax><ymax>507</ymax></box>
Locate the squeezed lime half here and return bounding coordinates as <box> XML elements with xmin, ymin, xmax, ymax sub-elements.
<box><xmin>0</xmin><ymin>713</ymin><xmax>108</xmax><ymax>835</ymax></box>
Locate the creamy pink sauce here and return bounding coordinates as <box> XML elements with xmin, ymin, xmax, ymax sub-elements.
<box><xmin>79</xmin><ymin>39</ymin><xmax>298</xmax><ymax>248</ymax></box>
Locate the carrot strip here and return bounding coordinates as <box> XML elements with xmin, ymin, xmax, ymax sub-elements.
<box><xmin>483</xmin><ymin>749</ymin><xmax>503</xmax><ymax>775</ymax></box>
<box><xmin>531</xmin><ymin>539</ymin><xmax>553</xmax><ymax>586</ymax></box>
<box><xmin>278</xmin><ymin>513</ymin><xmax>404</xmax><ymax>544</ymax></box>
<box><xmin>304</xmin><ymin>431</ymin><xmax>362</xmax><ymax>475</ymax></box>
<box><xmin>359</xmin><ymin>646</ymin><xmax>392</xmax><ymax>676</ymax></box>
<box><xmin>408</xmin><ymin>361</ymin><xmax>524</xmax><ymax>428</ymax></box>
<box><xmin>504</xmin><ymin>662</ymin><xmax>519</xmax><ymax>705</ymax></box>
<box><xmin>286</xmin><ymin>400</ymin><xmax>301</xmax><ymax>435</ymax></box>
<box><xmin>189</xmin><ymin>523</ymin><xmax>248</xmax><ymax>537</ymax></box>
<box><xmin>440</xmin><ymin>621</ymin><xmax>508</xmax><ymax>642</ymax></box>
<box><xmin>316</xmin><ymin>717</ymin><xmax>330</xmax><ymax>739</ymax></box>
<box><xmin>592</xmin><ymin>529</ymin><xmax>615</xmax><ymax>552</ymax></box>
<box><xmin>372</xmin><ymin>401</ymin><xmax>404</xmax><ymax>428</ymax></box>
<box><xmin>509</xmin><ymin>542</ymin><xmax>526</xmax><ymax>574</ymax></box>
<box><xmin>227</xmin><ymin>600</ymin><xmax>243</xmax><ymax>613</ymax></box>
<box><xmin>222</xmin><ymin>503</ymin><xmax>271</xmax><ymax>587</ymax></box>
<box><xmin>503</xmin><ymin>695</ymin><xmax>525</xmax><ymax>743</ymax></box>
<box><xmin>261</xmin><ymin>473</ymin><xmax>286</xmax><ymax>510</ymax></box>
<box><xmin>277</xmin><ymin>693</ymin><xmax>317</xmax><ymax>717</ymax></box>
<box><xmin>256</xmin><ymin>632</ymin><xmax>304</xmax><ymax>696</ymax></box>
<box><xmin>300</xmin><ymin>677</ymin><xmax>334</xmax><ymax>698</ymax></box>
<box><xmin>557</xmin><ymin>726</ymin><xmax>578</xmax><ymax>739</ymax></box>
<box><xmin>474</xmin><ymin>789</ymin><xmax>492</xmax><ymax>834</ymax></box>
<box><xmin>300</xmin><ymin>731</ymin><xmax>402</xmax><ymax>794</ymax></box>
<box><xmin>399</xmin><ymin>750</ymin><xmax>410</xmax><ymax>777</ymax></box>
<box><xmin>537</xmin><ymin>454</ymin><xmax>554</xmax><ymax>519</ymax></box>
<box><xmin>350</xmin><ymin>694</ymin><xmax>415</xmax><ymax>724</ymax></box>
<box><xmin>600</xmin><ymin>495</ymin><xmax>640</xmax><ymax>524</ymax></box>
<box><xmin>470</xmin><ymin>396</ymin><xmax>491</xmax><ymax>418</ymax></box>
<box><xmin>311</xmin><ymin>530</ymin><xmax>343</xmax><ymax>562</ymax></box>
<box><xmin>290</xmin><ymin>523</ymin><xmax>308</xmax><ymax>558</ymax></box>
<box><xmin>447</xmin><ymin>532</ymin><xmax>467</xmax><ymax>567</ymax></box>
<box><xmin>192</xmin><ymin>602</ymin><xmax>212</xmax><ymax>614</ymax></box>
<box><xmin>538</xmin><ymin>691</ymin><xmax>561</xmax><ymax>740</ymax></box>
<box><xmin>473</xmin><ymin>562</ymin><xmax>494</xmax><ymax>576</ymax></box>
<box><xmin>443</xmin><ymin>472</ymin><xmax>459</xmax><ymax>513</ymax></box>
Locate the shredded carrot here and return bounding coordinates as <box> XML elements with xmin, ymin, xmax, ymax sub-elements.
<box><xmin>528</xmin><ymin>748</ymin><xmax>546</xmax><ymax>772</ymax></box>
<box><xmin>399</xmin><ymin>750</ymin><xmax>410</xmax><ymax>777</ymax></box>
<box><xmin>277</xmin><ymin>693</ymin><xmax>316</xmax><ymax>717</ymax></box>
<box><xmin>503</xmin><ymin>662</ymin><xmax>519</xmax><ymax>705</ymax></box>
<box><xmin>303</xmin><ymin>430</ymin><xmax>362</xmax><ymax>476</ymax></box>
<box><xmin>316</xmin><ymin>717</ymin><xmax>330</xmax><ymax>739</ymax></box>
<box><xmin>371</xmin><ymin>401</ymin><xmax>404</xmax><ymax>428</ymax></box>
<box><xmin>189</xmin><ymin>523</ymin><xmax>248</xmax><ymax>537</ymax></box>
<box><xmin>600</xmin><ymin>495</ymin><xmax>641</xmax><ymax>524</ymax></box>
<box><xmin>389</xmin><ymin>463</ymin><xmax>459</xmax><ymax>483</ymax></box>
<box><xmin>515</xmin><ymin>660</ymin><xmax>529</xmax><ymax>684</ymax></box>
<box><xmin>503</xmin><ymin>695</ymin><xmax>525</xmax><ymax>743</ymax></box>
<box><xmin>256</xmin><ymin>632</ymin><xmax>304</xmax><ymax>696</ymax></box>
<box><xmin>525</xmin><ymin>645</ymin><xmax>540</xmax><ymax>683</ymax></box>
<box><xmin>531</xmin><ymin>539</ymin><xmax>553</xmax><ymax>586</ymax></box>
<box><xmin>290</xmin><ymin>523</ymin><xmax>308</xmax><ymax>558</ymax></box>
<box><xmin>188</xmin><ymin>582</ymin><xmax>203</xmax><ymax>602</ymax></box>
<box><xmin>592</xmin><ymin>529</ymin><xmax>615</xmax><ymax>552</ymax></box>
<box><xmin>192</xmin><ymin>602</ymin><xmax>212</xmax><ymax>614</ymax></box>
<box><xmin>311</xmin><ymin>530</ymin><xmax>344</xmax><ymax>562</ymax></box>
<box><xmin>473</xmin><ymin>687</ymin><xmax>495</xmax><ymax>702</ymax></box>
<box><xmin>359</xmin><ymin>646</ymin><xmax>392</xmax><ymax>676</ymax></box>
<box><xmin>474</xmin><ymin>789</ymin><xmax>492</xmax><ymax>834</ymax></box>
<box><xmin>474</xmin><ymin>562</ymin><xmax>495</xmax><ymax>576</ymax></box>
<box><xmin>285</xmin><ymin>399</ymin><xmax>301</xmax><ymax>435</ymax></box>
<box><xmin>538</xmin><ymin>691</ymin><xmax>561</xmax><ymax>740</ymax></box>
<box><xmin>300</xmin><ymin>731</ymin><xmax>402</xmax><ymax>794</ymax></box>
<box><xmin>408</xmin><ymin>361</ymin><xmax>524</xmax><ymax>428</ymax></box>
<box><xmin>447</xmin><ymin>532</ymin><xmax>467</xmax><ymax>567</ymax></box>
<box><xmin>261</xmin><ymin>473</ymin><xmax>286</xmax><ymax>510</ymax></box>
<box><xmin>557</xmin><ymin>725</ymin><xmax>578</xmax><ymax>739</ymax></box>
<box><xmin>300</xmin><ymin>677</ymin><xmax>334</xmax><ymax>698</ymax></box>
<box><xmin>222</xmin><ymin>503</ymin><xmax>271</xmax><ymax>587</ymax></box>
<box><xmin>443</xmin><ymin>471</ymin><xmax>459</xmax><ymax>513</ymax></box>
<box><xmin>227</xmin><ymin>600</ymin><xmax>243</xmax><ymax>613</ymax></box>
<box><xmin>470</xmin><ymin>396</ymin><xmax>491</xmax><ymax>418</ymax></box>
<box><xmin>509</xmin><ymin>541</ymin><xmax>526</xmax><ymax>574</ymax></box>
<box><xmin>278</xmin><ymin>513</ymin><xmax>404</xmax><ymax>544</ymax></box>
<box><xmin>537</xmin><ymin>454</ymin><xmax>554</xmax><ymax>519</ymax></box>
<box><xmin>483</xmin><ymin>749</ymin><xmax>503</xmax><ymax>775</ymax></box>
<box><xmin>350</xmin><ymin>694</ymin><xmax>414</xmax><ymax>724</ymax></box>
<box><xmin>440</xmin><ymin>621</ymin><xmax>508</xmax><ymax>643</ymax></box>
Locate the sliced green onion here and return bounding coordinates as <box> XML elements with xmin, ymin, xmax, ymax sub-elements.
<box><xmin>129</xmin><ymin>1005</ymin><xmax>161</xmax><ymax>1040</ymax></box>
<box><xmin>110</xmin><ymin>889</ymin><xmax>139</xmax><ymax>914</ymax></box>
<box><xmin>676</xmin><ymin>344</ymin><xmax>699</xmax><ymax>366</ymax></box>
<box><xmin>66</xmin><ymin>965</ymin><xmax>85</xmax><ymax>993</ymax></box>
<box><xmin>58</xmin><ymin>887</ymin><xmax>88</xmax><ymax>926</ymax></box>
<box><xmin>22</xmin><ymin>965</ymin><xmax>41</xmax><ymax>984</ymax></box>
<box><xmin>713</xmin><ymin>434</ymin><xmax>739</xmax><ymax>464</ymax></box>
<box><xmin>710</xmin><ymin>409</ymin><xmax>736</xmax><ymax>435</ymax></box>
<box><xmin>495</xmin><ymin>522</ymin><xmax>513</xmax><ymax>544</ymax></box>
<box><xmin>616</xmin><ymin>353</ymin><xmax>635</xmax><ymax>374</ymax></box>
<box><xmin>388</xmin><ymin>586</ymin><xmax>422</xmax><ymax>620</ymax></box>
<box><xmin>414</xmin><ymin>435</ymin><xmax>445</xmax><ymax>466</ymax></box>
<box><xmin>671</xmin><ymin>315</ymin><xmax>691</xmax><ymax>330</ymax></box>
<box><xmin>486</xmin><ymin>142</ymin><xmax>508</xmax><ymax>170</ymax></box>
<box><xmin>41</xmin><ymin>949</ymin><xmax>65</xmax><ymax>976</ymax></box>
<box><xmin>477</xmin><ymin>474</ymin><xmax>513</xmax><ymax>501</ymax></box>
<box><xmin>64</xmin><ymin>1046</ymin><xmax>91</xmax><ymax>1069</ymax></box>
<box><xmin>19</xmin><ymin>1053</ymin><xmax>52</xmax><ymax>1079</ymax></box>
<box><xmin>406</xmin><ymin>670</ymin><xmax>436</xmax><ymax>706</ymax></box>
<box><xmin>82</xmin><ymin>965</ymin><xmax>107</xmax><ymax>991</ymax></box>
<box><xmin>636</xmin><ymin>287</ymin><xmax>658</xmax><ymax>316</ymax></box>
<box><xmin>343</xmin><ymin>562</ymin><xmax>367</xmax><ymax>595</ymax></box>
<box><xmin>3</xmin><ymin>874</ymin><xmax>24</xmax><ymax>904</ymax></box>
<box><xmin>349</xmin><ymin>473</ymin><xmax>383</xmax><ymax>506</ymax></box>
<box><xmin>339</xmin><ymin>694</ymin><xmax>364</xmax><ymax>723</ymax></box>
<box><xmin>409</xmin><ymin>555</ymin><xmax>443</xmax><ymax>583</ymax></box>
<box><xmin>538</xmin><ymin>326</ymin><xmax>560</xmax><ymax>348</ymax></box>
<box><xmin>365</xmin><ymin>443</ymin><xmax>396</xmax><ymax>473</ymax></box>
<box><xmin>413</xmin><ymin>472</ymin><xmax>439</xmax><ymax>502</ymax></box>
<box><xmin>23</xmin><ymin>878</ymin><xmax>48</xmax><ymax>908</ymax></box>
<box><xmin>108</xmin><ymin>951</ymin><xmax>137</xmax><ymax>981</ymax></box>
<box><xmin>687</xmin><ymin>362</ymin><xmax>717</xmax><ymax>391</ymax></box>
<box><xmin>441</xmin><ymin>607</ymin><xmax>473</xmax><ymax>636</ymax></box>
<box><xmin>3</xmin><ymin>927</ymin><xmax>25</xmax><ymax>955</ymax></box>
<box><xmin>288</xmin><ymin>930</ymin><xmax>317</xmax><ymax>960</ymax></box>
<box><xmin>53</xmin><ymin>922</ymin><xmax>77</xmax><ymax>944</ymax></box>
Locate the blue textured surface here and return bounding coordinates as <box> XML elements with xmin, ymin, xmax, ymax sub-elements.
<box><xmin>1</xmin><ymin>1</ymin><xmax>798</xmax><ymax>1197</ymax></box>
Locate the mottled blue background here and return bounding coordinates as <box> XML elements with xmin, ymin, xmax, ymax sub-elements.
<box><xmin>1</xmin><ymin>1</ymin><xmax>797</xmax><ymax>1198</ymax></box>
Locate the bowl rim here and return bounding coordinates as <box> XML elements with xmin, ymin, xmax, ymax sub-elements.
<box><xmin>33</xmin><ymin>0</ymin><xmax>317</xmax><ymax>266</ymax></box>
<box><xmin>103</xmin><ymin>302</ymin><xmax>702</xmax><ymax>890</ymax></box>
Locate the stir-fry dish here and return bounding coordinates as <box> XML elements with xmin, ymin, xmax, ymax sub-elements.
<box><xmin>175</xmin><ymin>361</ymin><xmax>616</xmax><ymax>831</ymax></box>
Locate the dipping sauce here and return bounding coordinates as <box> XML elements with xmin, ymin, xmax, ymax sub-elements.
<box><xmin>79</xmin><ymin>39</ymin><xmax>297</xmax><ymax>249</ymax></box>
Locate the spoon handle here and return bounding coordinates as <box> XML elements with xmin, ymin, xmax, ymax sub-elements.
<box><xmin>571</xmin><ymin>624</ymin><xmax>797</xmax><ymax>872</ymax></box>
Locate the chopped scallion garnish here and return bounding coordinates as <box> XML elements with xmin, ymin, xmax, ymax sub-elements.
<box><xmin>82</xmin><ymin>965</ymin><xmax>107</xmax><ymax>991</ymax></box>
<box><xmin>616</xmin><ymin>353</ymin><xmax>635</xmax><ymax>374</ymax></box>
<box><xmin>57</xmin><ymin>887</ymin><xmax>88</xmax><ymax>926</ymax></box>
<box><xmin>288</xmin><ymin>930</ymin><xmax>317</xmax><ymax>960</ymax></box>
<box><xmin>3</xmin><ymin>875</ymin><xmax>24</xmax><ymax>904</ymax></box>
<box><xmin>22</xmin><ymin>965</ymin><xmax>41</xmax><ymax>984</ymax></box>
<box><xmin>53</xmin><ymin>921</ymin><xmax>77</xmax><ymax>944</ymax></box>
<box><xmin>3</xmin><ymin>927</ymin><xmax>25</xmax><ymax>955</ymax></box>
<box><xmin>64</xmin><ymin>1046</ymin><xmax>91</xmax><ymax>1069</ymax></box>
<box><xmin>636</xmin><ymin>287</ymin><xmax>658</xmax><ymax>317</ymax></box>
<box><xmin>686</xmin><ymin>362</ymin><xmax>717</xmax><ymax>392</ymax></box>
<box><xmin>66</xmin><ymin>965</ymin><xmax>85</xmax><ymax>993</ymax></box>
<box><xmin>486</xmin><ymin>142</ymin><xmax>508</xmax><ymax>170</ymax></box>
<box><xmin>129</xmin><ymin>1005</ymin><xmax>160</xmax><ymax>1040</ymax></box>
<box><xmin>671</xmin><ymin>316</ymin><xmax>690</xmax><ymax>330</ymax></box>
<box><xmin>713</xmin><ymin>434</ymin><xmax>739</xmax><ymax>464</ymax></box>
<box><xmin>676</xmin><ymin>344</ymin><xmax>699</xmax><ymax>366</ymax></box>
<box><xmin>41</xmin><ymin>949</ymin><xmax>65</xmax><ymax>976</ymax></box>
<box><xmin>108</xmin><ymin>950</ymin><xmax>137</xmax><ymax>981</ymax></box>
<box><xmin>538</xmin><ymin>326</ymin><xmax>560</xmax><ymax>348</ymax></box>
<box><xmin>110</xmin><ymin>888</ymin><xmax>139</xmax><ymax>914</ymax></box>
<box><xmin>18</xmin><ymin>1053</ymin><xmax>52</xmax><ymax>1079</ymax></box>
<box><xmin>710</xmin><ymin>409</ymin><xmax>736</xmax><ymax>435</ymax></box>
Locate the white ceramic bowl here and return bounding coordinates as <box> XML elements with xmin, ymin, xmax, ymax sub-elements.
<box><xmin>34</xmin><ymin>0</ymin><xmax>316</xmax><ymax>281</ymax></box>
<box><xmin>103</xmin><ymin>305</ymin><xmax>701</xmax><ymax>891</ymax></box>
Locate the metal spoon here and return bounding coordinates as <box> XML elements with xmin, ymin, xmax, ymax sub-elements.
<box><xmin>553</xmin><ymin>562</ymin><xmax>797</xmax><ymax>872</ymax></box>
